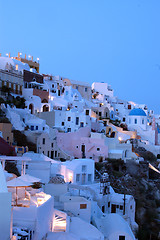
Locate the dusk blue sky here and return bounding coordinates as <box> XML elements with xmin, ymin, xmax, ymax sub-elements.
<box><xmin>1</xmin><ymin>0</ymin><xmax>160</xmax><ymax>113</ymax></box>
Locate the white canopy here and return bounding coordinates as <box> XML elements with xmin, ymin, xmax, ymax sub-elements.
<box><xmin>18</xmin><ymin>174</ymin><xmax>41</xmax><ymax>183</ymax></box>
<box><xmin>7</xmin><ymin>178</ymin><xmax>31</xmax><ymax>187</ymax></box>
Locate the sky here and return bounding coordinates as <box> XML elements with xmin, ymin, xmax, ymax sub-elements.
<box><xmin>0</xmin><ymin>0</ymin><xmax>160</xmax><ymax>113</ymax></box>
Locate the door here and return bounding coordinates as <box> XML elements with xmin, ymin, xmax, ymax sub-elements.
<box><xmin>51</xmin><ymin>151</ymin><xmax>54</xmax><ymax>159</ymax></box>
<box><xmin>102</xmin><ymin>205</ymin><xmax>105</xmax><ymax>213</ymax></box>
<box><xmin>111</xmin><ymin>204</ymin><xmax>116</xmax><ymax>213</ymax></box>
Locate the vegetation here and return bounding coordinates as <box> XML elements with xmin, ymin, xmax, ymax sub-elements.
<box><xmin>12</xmin><ymin>130</ymin><xmax>37</xmax><ymax>152</ymax></box>
<box><xmin>109</xmin><ymin>119</ymin><xmax>121</xmax><ymax>127</ymax></box>
<box><xmin>95</xmin><ymin>160</ymin><xmax>160</xmax><ymax>240</ymax></box>
<box><xmin>5</xmin><ymin>161</ymin><xmax>20</xmax><ymax>176</ymax></box>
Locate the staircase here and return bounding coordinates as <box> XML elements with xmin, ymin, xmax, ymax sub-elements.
<box><xmin>52</xmin><ymin>210</ymin><xmax>68</xmax><ymax>232</ymax></box>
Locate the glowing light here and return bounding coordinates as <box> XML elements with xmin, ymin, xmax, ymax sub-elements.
<box><xmin>6</xmin><ymin>53</ymin><xmax>9</xmax><ymax>56</ymax></box>
<box><xmin>118</xmin><ymin>137</ymin><xmax>122</xmax><ymax>141</ymax></box>
<box><xmin>68</xmin><ymin>172</ymin><xmax>73</xmax><ymax>182</ymax></box>
<box><xmin>37</xmin><ymin>57</ymin><xmax>39</xmax><ymax>61</ymax></box>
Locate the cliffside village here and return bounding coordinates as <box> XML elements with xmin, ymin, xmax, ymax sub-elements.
<box><xmin>0</xmin><ymin>53</ymin><xmax>160</xmax><ymax>240</ymax></box>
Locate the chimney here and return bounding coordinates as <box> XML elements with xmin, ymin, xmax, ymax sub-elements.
<box><xmin>32</xmin><ymin>56</ymin><xmax>33</xmax><ymax>61</ymax></box>
<box><xmin>9</xmin><ymin>53</ymin><xmax>11</xmax><ymax>58</ymax></box>
<box><xmin>18</xmin><ymin>52</ymin><xmax>20</xmax><ymax>58</ymax></box>
<box><xmin>0</xmin><ymin>53</ymin><xmax>1</xmax><ymax>57</ymax></box>
<box><xmin>25</xmin><ymin>54</ymin><xmax>26</xmax><ymax>59</ymax></box>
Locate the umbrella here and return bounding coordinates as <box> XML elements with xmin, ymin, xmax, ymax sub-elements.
<box><xmin>18</xmin><ymin>174</ymin><xmax>41</xmax><ymax>183</ymax></box>
<box><xmin>7</xmin><ymin>178</ymin><xmax>31</xmax><ymax>205</ymax></box>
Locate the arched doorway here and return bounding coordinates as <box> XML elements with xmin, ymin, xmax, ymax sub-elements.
<box><xmin>29</xmin><ymin>104</ymin><xmax>34</xmax><ymax>114</ymax></box>
<box><xmin>43</xmin><ymin>105</ymin><xmax>49</xmax><ymax>112</ymax></box>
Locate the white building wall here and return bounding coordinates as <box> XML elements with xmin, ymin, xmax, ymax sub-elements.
<box><xmin>60</xmin><ymin>196</ymin><xmax>91</xmax><ymax>223</ymax></box>
<box><xmin>0</xmin><ymin>192</ymin><xmax>11</xmax><ymax>240</ymax></box>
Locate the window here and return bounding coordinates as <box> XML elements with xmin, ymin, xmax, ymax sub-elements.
<box><xmin>43</xmin><ymin>127</ymin><xmax>45</xmax><ymax>130</ymax></box>
<box><xmin>119</xmin><ymin>236</ymin><xmax>125</xmax><ymax>240</ymax></box>
<box><xmin>7</xmin><ymin>136</ymin><xmax>9</xmax><ymax>141</ymax></box>
<box><xmin>129</xmin><ymin>118</ymin><xmax>131</xmax><ymax>124</ymax></box>
<box><xmin>67</xmin><ymin>128</ymin><xmax>71</xmax><ymax>132</ymax></box>
<box><xmin>76</xmin><ymin>145</ymin><xmax>78</xmax><ymax>148</ymax></box>
<box><xmin>135</xmin><ymin>118</ymin><xmax>137</xmax><ymax>124</ymax></box>
<box><xmin>51</xmin><ymin>143</ymin><xmax>54</xmax><ymax>148</ymax></box>
<box><xmin>128</xmin><ymin>105</ymin><xmax>131</xmax><ymax>109</ymax></box>
<box><xmin>76</xmin><ymin>86</ymin><xmax>78</xmax><ymax>90</ymax></box>
<box><xmin>62</xmin><ymin>122</ymin><xmax>64</xmax><ymax>126</ymax></box>
<box><xmin>31</xmin><ymin>125</ymin><xmax>34</xmax><ymax>131</ymax></box>
<box><xmin>76</xmin><ymin>117</ymin><xmax>79</xmax><ymax>125</ymax></box>
<box><xmin>52</xmin><ymin>84</ymin><xmax>54</xmax><ymax>88</ymax></box>
<box><xmin>16</xmin><ymin>64</ymin><xmax>18</xmax><ymax>70</ymax></box>
<box><xmin>142</xmin><ymin>119</ymin><xmax>144</xmax><ymax>124</ymax></box>
<box><xmin>55</xmin><ymin>151</ymin><xmax>57</xmax><ymax>158</ymax></box>
<box><xmin>86</xmin><ymin>110</ymin><xmax>89</xmax><ymax>115</ymax></box>
<box><xmin>130</xmin><ymin>205</ymin><xmax>132</xmax><ymax>209</ymax></box>
<box><xmin>123</xmin><ymin>117</ymin><xmax>125</xmax><ymax>122</ymax></box>
<box><xmin>76</xmin><ymin>174</ymin><xmax>80</xmax><ymax>182</ymax></box>
<box><xmin>82</xmin><ymin>165</ymin><xmax>87</xmax><ymax>172</ymax></box>
<box><xmin>88</xmin><ymin>174</ymin><xmax>92</xmax><ymax>182</ymax></box>
<box><xmin>99</xmin><ymin>112</ymin><xmax>102</xmax><ymax>117</ymax></box>
<box><xmin>117</xmin><ymin>205</ymin><xmax>119</xmax><ymax>208</ymax></box>
<box><xmin>68</xmin><ymin>117</ymin><xmax>71</xmax><ymax>121</ymax></box>
<box><xmin>108</xmin><ymin>202</ymin><xmax>110</xmax><ymax>208</ymax></box>
<box><xmin>36</xmin><ymin>126</ymin><xmax>38</xmax><ymax>130</ymax></box>
<box><xmin>80</xmin><ymin>122</ymin><xmax>84</xmax><ymax>127</ymax></box>
<box><xmin>120</xmin><ymin>205</ymin><xmax>123</xmax><ymax>210</ymax></box>
<box><xmin>48</xmin><ymin>151</ymin><xmax>50</xmax><ymax>157</ymax></box>
<box><xmin>85</xmin><ymin>87</ymin><xmax>87</xmax><ymax>92</ymax></box>
<box><xmin>97</xmin><ymin>148</ymin><xmax>100</xmax><ymax>151</ymax></box>
<box><xmin>80</xmin><ymin>204</ymin><xmax>87</xmax><ymax>209</ymax></box>
<box><xmin>42</xmin><ymin>138</ymin><xmax>45</xmax><ymax>144</ymax></box>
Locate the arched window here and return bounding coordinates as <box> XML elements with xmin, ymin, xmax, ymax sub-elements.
<box><xmin>135</xmin><ymin>118</ymin><xmax>137</xmax><ymax>124</ymax></box>
<box><xmin>142</xmin><ymin>119</ymin><xmax>144</xmax><ymax>124</ymax></box>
